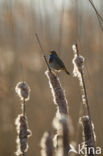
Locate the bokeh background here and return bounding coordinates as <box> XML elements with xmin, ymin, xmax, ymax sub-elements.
<box><xmin>0</xmin><ymin>0</ymin><xmax>103</xmax><ymax>155</ymax></box>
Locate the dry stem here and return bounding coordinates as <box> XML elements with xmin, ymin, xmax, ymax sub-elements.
<box><xmin>72</xmin><ymin>44</ymin><xmax>96</xmax><ymax>155</ymax></box>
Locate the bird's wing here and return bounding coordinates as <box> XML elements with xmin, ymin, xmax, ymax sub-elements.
<box><xmin>55</xmin><ymin>56</ymin><xmax>65</xmax><ymax>68</ymax></box>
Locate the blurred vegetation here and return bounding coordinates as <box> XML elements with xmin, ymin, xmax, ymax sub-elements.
<box><xmin>0</xmin><ymin>0</ymin><xmax>103</xmax><ymax>155</ymax></box>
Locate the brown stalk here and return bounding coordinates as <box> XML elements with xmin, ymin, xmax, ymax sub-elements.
<box><xmin>15</xmin><ymin>82</ymin><xmax>31</xmax><ymax>156</ymax></box>
<box><xmin>88</xmin><ymin>0</ymin><xmax>103</xmax><ymax>31</ymax></box>
<box><xmin>35</xmin><ymin>33</ymin><xmax>51</xmax><ymax>72</ymax></box>
<box><xmin>40</xmin><ymin>132</ymin><xmax>54</xmax><ymax>156</ymax></box>
<box><xmin>72</xmin><ymin>44</ymin><xmax>96</xmax><ymax>156</ymax></box>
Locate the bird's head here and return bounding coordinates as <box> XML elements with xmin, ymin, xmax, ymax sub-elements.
<box><xmin>49</xmin><ymin>50</ymin><xmax>57</xmax><ymax>56</ymax></box>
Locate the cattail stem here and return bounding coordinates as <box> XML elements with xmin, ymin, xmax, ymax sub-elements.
<box><xmin>88</xmin><ymin>0</ymin><xmax>103</xmax><ymax>22</ymax></box>
<box><xmin>75</xmin><ymin>44</ymin><xmax>95</xmax><ymax>131</ymax></box>
<box><xmin>15</xmin><ymin>82</ymin><xmax>31</xmax><ymax>156</ymax></box>
<box><xmin>23</xmin><ymin>151</ymin><xmax>26</xmax><ymax>156</ymax></box>
<box><xmin>80</xmin><ymin>70</ymin><xmax>91</xmax><ymax>122</ymax></box>
<box><xmin>35</xmin><ymin>33</ymin><xmax>51</xmax><ymax>72</ymax></box>
<box><xmin>23</xmin><ymin>98</ymin><xmax>26</xmax><ymax>117</ymax></box>
<box><xmin>88</xmin><ymin>0</ymin><xmax>103</xmax><ymax>31</ymax></box>
<box><xmin>72</xmin><ymin>44</ymin><xmax>96</xmax><ymax>155</ymax></box>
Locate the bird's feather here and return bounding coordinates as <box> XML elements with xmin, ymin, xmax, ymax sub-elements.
<box><xmin>54</xmin><ymin>55</ymin><xmax>65</xmax><ymax>68</ymax></box>
<box><xmin>49</xmin><ymin>55</ymin><xmax>54</xmax><ymax>63</ymax></box>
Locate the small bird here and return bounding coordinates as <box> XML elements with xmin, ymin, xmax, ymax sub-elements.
<box><xmin>49</xmin><ymin>50</ymin><xmax>70</xmax><ymax>75</ymax></box>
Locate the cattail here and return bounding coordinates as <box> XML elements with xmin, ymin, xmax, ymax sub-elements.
<box><xmin>72</xmin><ymin>44</ymin><xmax>84</xmax><ymax>86</ymax></box>
<box><xmin>15</xmin><ymin>81</ymin><xmax>30</xmax><ymax>101</ymax></box>
<box><xmin>15</xmin><ymin>115</ymin><xmax>31</xmax><ymax>156</ymax></box>
<box><xmin>40</xmin><ymin>132</ymin><xmax>54</xmax><ymax>156</ymax></box>
<box><xmin>72</xmin><ymin>44</ymin><xmax>96</xmax><ymax>155</ymax></box>
<box><xmin>53</xmin><ymin>115</ymin><xmax>70</xmax><ymax>156</ymax></box>
<box><xmin>45</xmin><ymin>70</ymin><xmax>73</xmax><ymax>156</ymax></box>
<box><xmin>15</xmin><ymin>81</ymin><xmax>31</xmax><ymax>156</ymax></box>
<box><xmin>45</xmin><ymin>70</ymin><xmax>69</xmax><ymax>118</ymax></box>
<box><xmin>80</xmin><ymin>116</ymin><xmax>96</xmax><ymax>156</ymax></box>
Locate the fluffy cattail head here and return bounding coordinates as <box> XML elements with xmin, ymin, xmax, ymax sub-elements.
<box><xmin>53</xmin><ymin>117</ymin><xmax>63</xmax><ymax>156</ymax></box>
<box><xmin>80</xmin><ymin>115</ymin><xmax>96</xmax><ymax>156</ymax></box>
<box><xmin>40</xmin><ymin>132</ymin><xmax>54</xmax><ymax>156</ymax></box>
<box><xmin>15</xmin><ymin>81</ymin><xmax>30</xmax><ymax>101</ymax></box>
<box><xmin>80</xmin><ymin>116</ymin><xmax>96</xmax><ymax>145</ymax></box>
<box><xmin>15</xmin><ymin>114</ymin><xmax>32</xmax><ymax>155</ymax></box>
<box><xmin>45</xmin><ymin>70</ymin><xmax>69</xmax><ymax>118</ymax></box>
<box><xmin>72</xmin><ymin>44</ymin><xmax>84</xmax><ymax>77</ymax></box>
<box><xmin>53</xmin><ymin>115</ymin><xmax>70</xmax><ymax>156</ymax></box>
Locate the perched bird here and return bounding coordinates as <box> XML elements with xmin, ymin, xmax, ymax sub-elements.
<box><xmin>49</xmin><ymin>50</ymin><xmax>70</xmax><ymax>75</ymax></box>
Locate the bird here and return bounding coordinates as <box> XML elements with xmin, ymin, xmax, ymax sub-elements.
<box><xmin>49</xmin><ymin>50</ymin><xmax>70</xmax><ymax>75</ymax></box>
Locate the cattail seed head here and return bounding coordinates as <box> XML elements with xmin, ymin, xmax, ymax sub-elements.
<box><xmin>80</xmin><ymin>115</ymin><xmax>96</xmax><ymax>156</ymax></box>
<box><xmin>53</xmin><ymin>115</ymin><xmax>70</xmax><ymax>156</ymax></box>
<box><xmin>72</xmin><ymin>44</ymin><xmax>84</xmax><ymax>78</ymax></box>
<box><xmin>80</xmin><ymin>116</ymin><xmax>96</xmax><ymax>145</ymax></box>
<box><xmin>45</xmin><ymin>70</ymin><xmax>69</xmax><ymax>118</ymax></box>
<box><xmin>15</xmin><ymin>81</ymin><xmax>30</xmax><ymax>101</ymax></box>
<box><xmin>40</xmin><ymin>132</ymin><xmax>54</xmax><ymax>156</ymax></box>
<box><xmin>15</xmin><ymin>114</ymin><xmax>32</xmax><ymax>155</ymax></box>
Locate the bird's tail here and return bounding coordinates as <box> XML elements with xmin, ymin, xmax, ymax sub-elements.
<box><xmin>64</xmin><ymin>67</ymin><xmax>70</xmax><ymax>75</ymax></box>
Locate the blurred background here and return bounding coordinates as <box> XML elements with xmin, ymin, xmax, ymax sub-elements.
<box><xmin>0</xmin><ymin>0</ymin><xmax>103</xmax><ymax>155</ymax></box>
